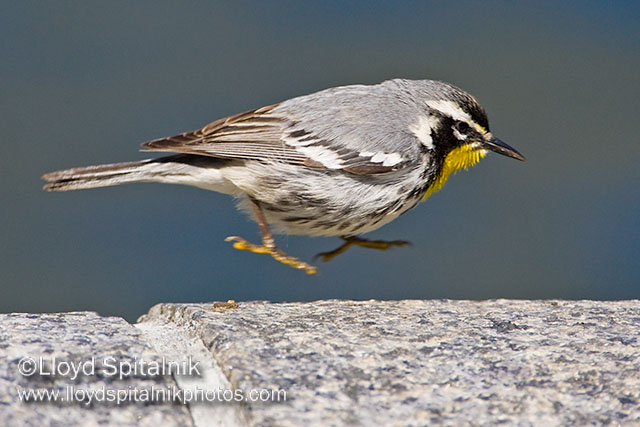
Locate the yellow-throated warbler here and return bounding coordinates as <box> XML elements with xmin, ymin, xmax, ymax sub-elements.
<box><xmin>43</xmin><ymin>79</ymin><xmax>525</xmax><ymax>274</ymax></box>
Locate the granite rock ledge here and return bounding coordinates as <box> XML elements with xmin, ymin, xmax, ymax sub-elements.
<box><xmin>1</xmin><ymin>299</ymin><xmax>639</xmax><ymax>426</ymax></box>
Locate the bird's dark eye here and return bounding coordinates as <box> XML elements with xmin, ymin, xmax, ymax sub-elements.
<box><xmin>454</xmin><ymin>121</ymin><xmax>470</xmax><ymax>134</ymax></box>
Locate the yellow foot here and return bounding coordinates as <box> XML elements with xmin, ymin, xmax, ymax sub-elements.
<box><xmin>315</xmin><ymin>236</ymin><xmax>411</xmax><ymax>262</ymax></box>
<box><xmin>225</xmin><ymin>236</ymin><xmax>318</xmax><ymax>275</ymax></box>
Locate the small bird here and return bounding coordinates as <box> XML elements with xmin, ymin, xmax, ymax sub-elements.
<box><xmin>43</xmin><ymin>79</ymin><xmax>524</xmax><ymax>274</ymax></box>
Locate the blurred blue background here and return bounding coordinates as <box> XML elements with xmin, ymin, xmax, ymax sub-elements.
<box><xmin>2</xmin><ymin>1</ymin><xmax>639</xmax><ymax>322</ymax></box>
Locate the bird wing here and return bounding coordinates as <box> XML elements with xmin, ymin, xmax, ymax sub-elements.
<box><xmin>141</xmin><ymin>104</ymin><xmax>310</xmax><ymax>165</ymax></box>
<box><xmin>141</xmin><ymin>97</ymin><xmax>418</xmax><ymax>175</ymax></box>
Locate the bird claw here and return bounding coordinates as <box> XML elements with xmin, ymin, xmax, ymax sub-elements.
<box><xmin>225</xmin><ymin>236</ymin><xmax>318</xmax><ymax>274</ymax></box>
<box><xmin>315</xmin><ymin>237</ymin><xmax>412</xmax><ymax>262</ymax></box>
<box><xmin>225</xmin><ymin>236</ymin><xmax>271</xmax><ymax>254</ymax></box>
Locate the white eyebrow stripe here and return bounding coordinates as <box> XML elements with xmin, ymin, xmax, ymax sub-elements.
<box><xmin>472</xmin><ymin>122</ymin><xmax>488</xmax><ymax>134</ymax></box>
<box><xmin>427</xmin><ymin>100</ymin><xmax>472</xmax><ymax>123</ymax></box>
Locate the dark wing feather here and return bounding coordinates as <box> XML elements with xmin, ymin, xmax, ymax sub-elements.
<box><xmin>141</xmin><ymin>104</ymin><xmax>307</xmax><ymax>164</ymax></box>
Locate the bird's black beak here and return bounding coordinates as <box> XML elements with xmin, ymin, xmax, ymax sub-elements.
<box><xmin>481</xmin><ymin>136</ymin><xmax>526</xmax><ymax>161</ymax></box>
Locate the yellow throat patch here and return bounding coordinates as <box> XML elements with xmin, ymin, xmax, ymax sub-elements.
<box><xmin>422</xmin><ymin>144</ymin><xmax>487</xmax><ymax>201</ymax></box>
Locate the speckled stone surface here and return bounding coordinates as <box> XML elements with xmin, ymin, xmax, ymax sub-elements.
<box><xmin>0</xmin><ymin>312</ymin><xmax>192</xmax><ymax>427</ymax></box>
<box><xmin>141</xmin><ymin>300</ymin><xmax>640</xmax><ymax>426</ymax></box>
<box><xmin>2</xmin><ymin>300</ymin><xmax>640</xmax><ymax>426</ymax></box>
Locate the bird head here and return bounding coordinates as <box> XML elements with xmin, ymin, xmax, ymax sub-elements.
<box><xmin>413</xmin><ymin>82</ymin><xmax>525</xmax><ymax>200</ymax></box>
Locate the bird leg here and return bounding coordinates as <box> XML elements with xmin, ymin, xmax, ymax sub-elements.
<box><xmin>314</xmin><ymin>236</ymin><xmax>411</xmax><ymax>262</ymax></box>
<box><xmin>225</xmin><ymin>200</ymin><xmax>318</xmax><ymax>275</ymax></box>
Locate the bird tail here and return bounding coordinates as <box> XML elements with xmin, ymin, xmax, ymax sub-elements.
<box><xmin>42</xmin><ymin>159</ymin><xmax>164</xmax><ymax>191</ymax></box>
<box><xmin>43</xmin><ymin>153</ymin><xmax>235</xmax><ymax>194</ymax></box>
<box><xmin>42</xmin><ymin>153</ymin><xmax>231</xmax><ymax>192</ymax></box>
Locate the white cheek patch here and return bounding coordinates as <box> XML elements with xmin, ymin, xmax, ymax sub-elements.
<box><xmin>409</xmin><ymin>115</ymin><xmax>438</xmax><ymax>149</ymax></box>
